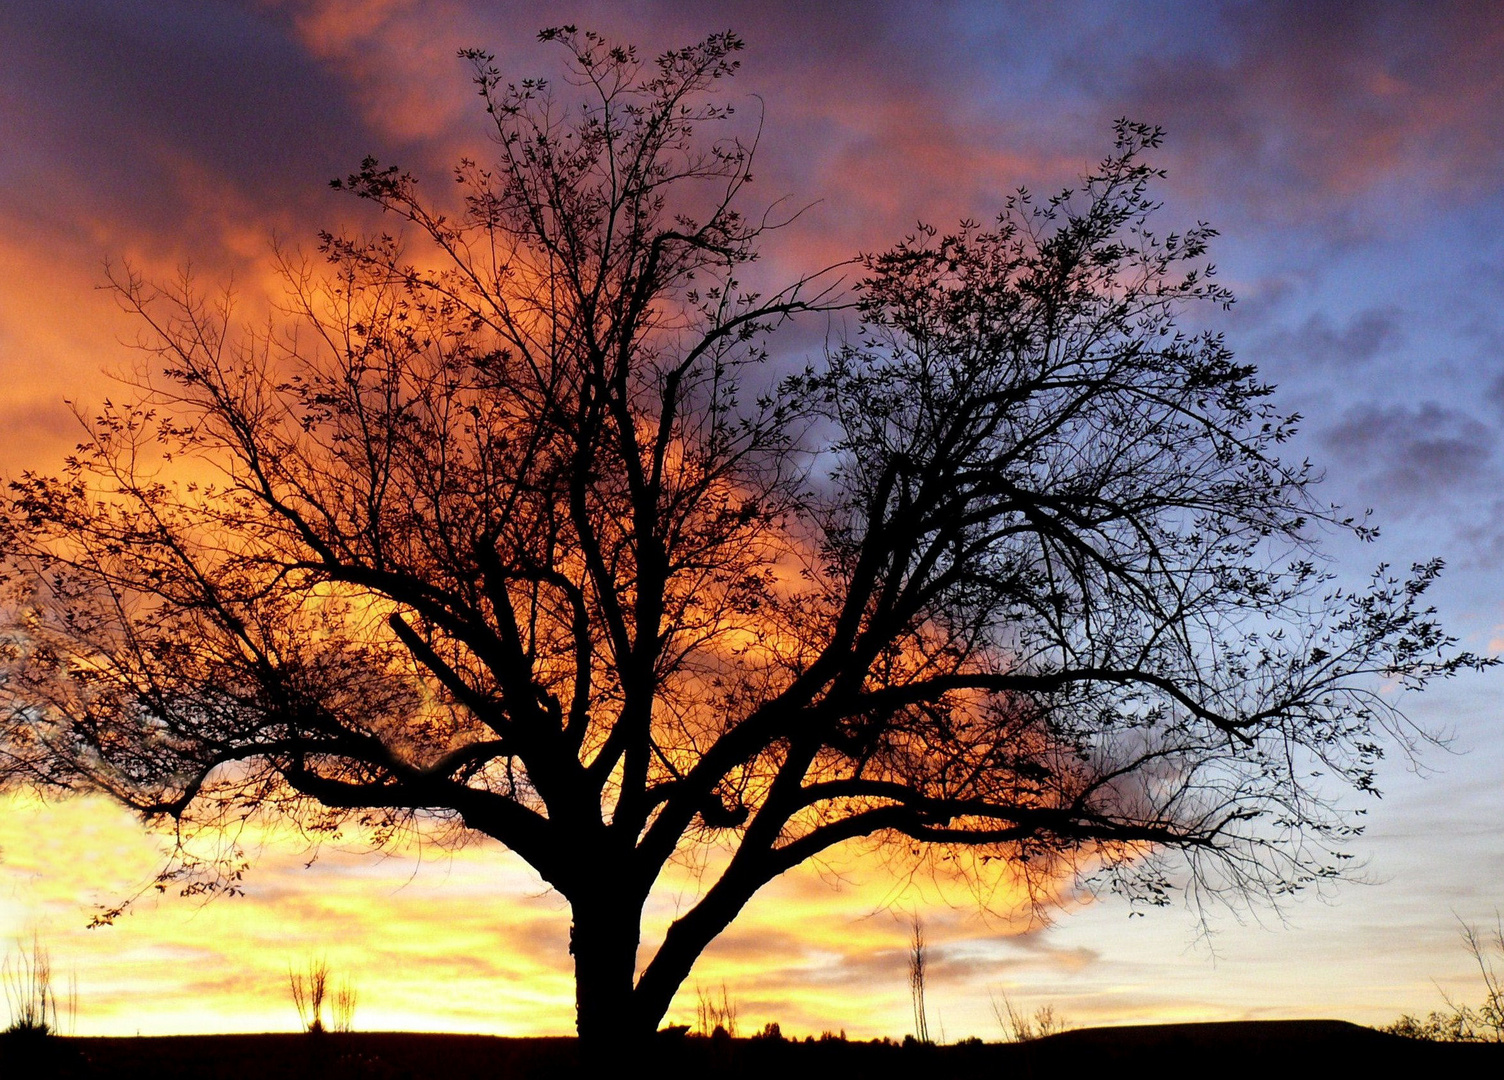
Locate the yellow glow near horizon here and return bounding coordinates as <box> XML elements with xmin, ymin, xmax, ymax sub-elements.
<box><xmin>0</xmin><ymin>791</ymin><xmax>1055</xmax><ymax>1038</ymax></box>
<box><xmin>1</xmin><ymin>787</ymin><xmax>1470</xmax><ymax>1040</ymax></box>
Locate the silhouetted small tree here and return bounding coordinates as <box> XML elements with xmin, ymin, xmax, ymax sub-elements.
<box><xmin>289</xmin><ymin>960</ymin><xmax>329</xmax><ymax>1035</ymax></box>
<box><xmin>0</xmin><ymin>26</ymin><xmax>1487</xmax><ymax>1054</ymax></box>
<box><xmin>1386</xmin><ymin>914</ymin><xmax>1504</xmax><ymax>1041</ymax></box>
<box><xmin>909</xmin><ymin>916</ymin><xmax>929</xmax><ymax>1044</ymax></box>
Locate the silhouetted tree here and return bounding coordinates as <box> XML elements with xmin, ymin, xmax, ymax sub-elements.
<box><xmin>0</xmin><ymin>27</ymin><xmax>1487</xmax><ymax>1051</ymax></box>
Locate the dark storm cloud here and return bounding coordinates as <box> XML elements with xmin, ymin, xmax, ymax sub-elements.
<box><xmin>1321</xmin><ymin>401</ymin><xmax>1495</xmax><ymax>502</ymax></box>
<box><xmin>0</xmin><ymin>0</ymin><xmax>373</xmax><ymax>261</ymax></box>
<box><xmin>1078</xmin><ymin>0</ymin><xmax>1504</xmax><ymax>240</ymax></box>
<box><xmin>1256</xmin><ymin>306</ymin><xmax>1405</xmax><ymax>375</ymax></box>
<box><xmin>10</xmin><ymin>0</ymin><xmax>1500</xmax><ymax>268</ymax></box>
<box><xmin>1487</xmin><ymin>370</ymin><xmax>1504</xmax><ymax>418</ymax></box>
<box><xmin>355</xmin><ymin>0</ymin><xmax>1079</xmax><ymax>252</ymax></box>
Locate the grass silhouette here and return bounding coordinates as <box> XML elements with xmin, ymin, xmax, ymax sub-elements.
<box><xmin>3</xmin><ymin>934</ymin><xmax>74</xmax><ymax>1038</ymax></box>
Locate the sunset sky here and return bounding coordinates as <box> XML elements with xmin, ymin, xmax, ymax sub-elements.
<box><xmin>3</xmin><ymin>0</ymin><xmax>1504</xmax><ymax>1041</ymax></box>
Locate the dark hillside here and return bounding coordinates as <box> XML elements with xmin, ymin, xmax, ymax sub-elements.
<box><xmin>2</xmin><ymin>1022</ymin><xmax>1498</xmax><ymax>1079</ymax></box>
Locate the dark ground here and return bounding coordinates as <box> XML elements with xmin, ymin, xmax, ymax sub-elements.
<box><xmin>2</xmin><ymin>1021</ymin><xmax>1499</xmax><ymax>1078</ymax></box>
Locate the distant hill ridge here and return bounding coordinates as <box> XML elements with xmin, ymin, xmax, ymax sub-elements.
<box><xmin>2</xmin><ymin>1020</ymin><xmax>1498</xmax><ymax>1078</ymax></box>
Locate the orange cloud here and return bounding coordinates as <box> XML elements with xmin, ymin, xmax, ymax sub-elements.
<box><xmin>268</xmin><ymin>0</ymin><xmax>478</xmax><ymax>147</ymax></box>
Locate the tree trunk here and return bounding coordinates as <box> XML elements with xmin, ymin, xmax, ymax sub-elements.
<box><xmin>570</xmin><ymin>895</ymin><xmax>651</xmax><ymax>1060</ymax></box>
<box><xmin>632</xmin><ymin>861</ymin><xmax>762</xmax><ymax>1034</ymax></box>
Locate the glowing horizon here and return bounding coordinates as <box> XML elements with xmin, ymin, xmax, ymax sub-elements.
<box><xmin>4</xmin><ymin>787</ymin><xmax>1459</xmax><ymax>1040</ymax></box>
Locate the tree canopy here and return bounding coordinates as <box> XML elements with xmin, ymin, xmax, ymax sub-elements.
<box><xmin>0</xmin><ymin>27</ymin><xmax>1486</xmax><ymax>1047</ymax></box>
